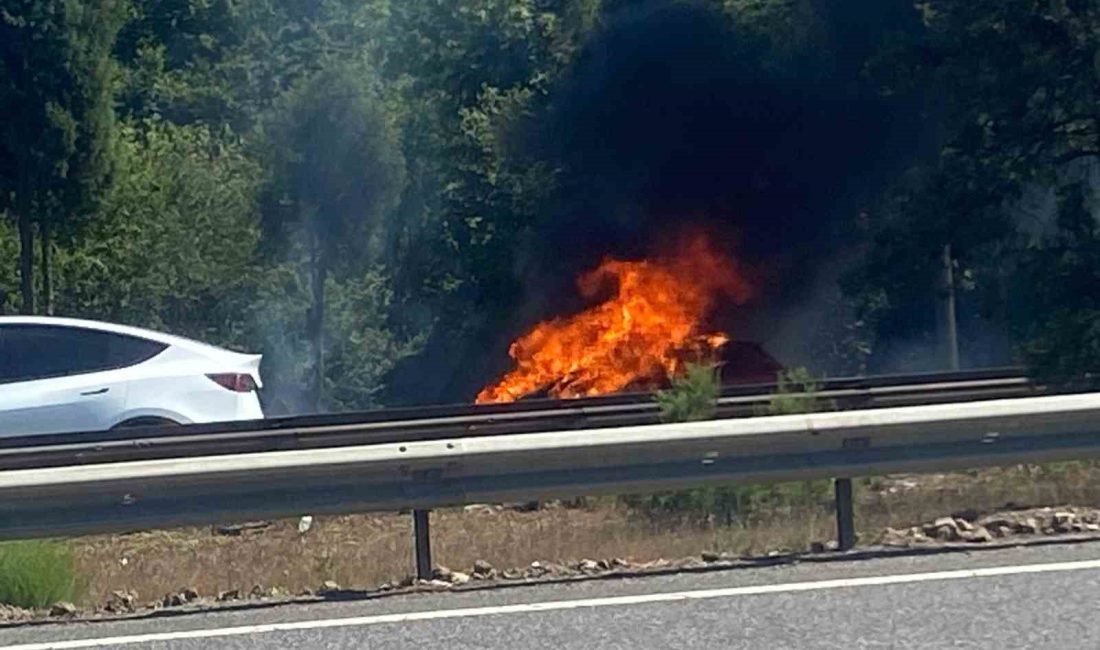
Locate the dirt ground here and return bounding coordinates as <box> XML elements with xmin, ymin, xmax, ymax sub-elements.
<box><xmin>70</xmin><ymin>462</ymin><xmax>1100</xmax><ymax>605</ymax></box>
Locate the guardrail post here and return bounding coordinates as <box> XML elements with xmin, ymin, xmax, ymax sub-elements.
<box><xmin>834</xmin><ymin>478</ymin><xmax>856</xmax><ymax>551</ymax></box>
<box><xmin>413</xmin><ymin>509</ymin><xmax>432</xmax><ymax>580</ymax></box>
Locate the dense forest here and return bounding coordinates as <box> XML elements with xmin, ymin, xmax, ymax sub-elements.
<box><xmin>1</xmin><ymin>0</ymin><xmax>1097</xmax><ymax>413</ymax></box>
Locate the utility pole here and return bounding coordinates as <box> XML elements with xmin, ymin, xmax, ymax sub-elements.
<box><xmin>941</xmin><ymin>244</ymin><xmax>960</xmax><ymax>371</ymax></box>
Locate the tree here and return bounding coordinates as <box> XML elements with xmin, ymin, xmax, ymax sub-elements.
<box><xmin>262</xmin><ymin>64</ymin><xmax>406</xmax><ymax>408</ymax></box>
<box><xmin>114</xmin><ymin>0</ymin><xmax>391</xmax><ymax>130</ymax></box>
<box><xmin>1008</xmin><ymin>182</ymin><xmax>1100</xmax><ymax>379</ymax></box>
<box><xmin>0</xmin><ymin>0</ymin><xmax>126</xmax><ymax>314</ymax></box>
<box><xmin>379</xmin><ymin>0</ymin><xmax>601</xmax><ymax>403</ymax></box>
<box><xmin>0</xmin><ymin>218</ymin><xmax>17</xmax><ymax>313</ymax></box>
<box><xmin>55</xmin><ymin>119</ymin><xmax>262</xmax><ymax>342</ymax></box>
<box><xmin>911</xmin><ymin>0</ymin><xmax>1098</xmax><ymax>181</ymax></box>
<box><xmin>249</xmin><ymin>266</ymin><xmax>427</xmax><ymax>414</ymax></box>
<box><xmin>848</xmin><ymin>0</ymin><xmax>1099</xmax><ymax>371</ymax></box>
<box><xmin>113</xmin><ymin>0</ymin><xmax>250</xmax><ymax>125</ymax></box>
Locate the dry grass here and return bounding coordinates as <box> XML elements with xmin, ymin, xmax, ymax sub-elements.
<box><xmin>856</xmin><ymin>462</ymin><xmax>1100</xmax><ymax>530</ymax></box>
<box><xmin>68</xmin><ymin>462</ymin><xmax>1100</xmax><ymax>606</ymax></box>
<box><xmin>71</xmin><ymin>506</ymin><xmax>835</xmax><ymax>605</ymax></box>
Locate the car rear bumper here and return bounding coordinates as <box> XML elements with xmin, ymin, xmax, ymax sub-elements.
<box><xmin>235</xmin><ymin>393</ymin><xmax>265</xmax><ymax>421</ymax></box>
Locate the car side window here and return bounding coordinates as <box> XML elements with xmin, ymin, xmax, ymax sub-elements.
<box><xmin>0</xmin><ymin>325</ymin><xmax>167</xmax><ymax>384</ymax></box>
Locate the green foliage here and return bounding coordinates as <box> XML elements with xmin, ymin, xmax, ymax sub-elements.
<box><xmin>262</xmin><ymin>63</ymin><xmax>406</xmax><ymax>261</ymax></box>
<box><xmin>908</xmin><ymin>0</ymin><xmax>1097</xmax><ymax>181</ymax></box>
<box><xmin>847</xmin><ymin>0</ymin><xmax>1099</xmax><ymax>369</ymax></box>
<box><xmin>1009</xmin><ymin>183</ymin><xmax>1100</xmax><ymax>380</ymax></box>
<box><xmin>375</xmin><ymin>1</ymin><xmax>598</xmax><ymax>401</ymax></box>
<box><xmin>656</xmin><ymin>363</ymin><xmax>720</xmax><ymax>423</ymax></box>
<box><xmin>629</xmin><ymin>362</ymin><xmax>726</xmax><ymax>524</ymax></box>
<box><xmin>54</xmin><ymin>119</ymin><xmax>262</xmax><ymax>345</ymax></box>
<box><xmin>0</xmin><ymin>0</ymin><xmax>128</xmax><ymax>311</ymax></box>
<box><xmin>623</xmin><ymin>477</ymin><xmax>834</xmax><ymax>528</ymax></box>
<box><xmin>0</xmin><ymin>219</ymin><xmax>17</xmax><ymax>313</ymax></box>
<box><xmin>323</xmin><ymin>274</ymin><xmax>428</xmax><ymax>411</ymax></box>
<box><xmin>3</xmin><ymin>0</ymin><xmax>1098</xmax><ymax>412</ymax></box>
<box><xmin>261</xmin><ymin>62</ymin><xmax>407</xmax><ymax>407</ymax></box>
<box><xmin>116</xmin><ymin>0</ymin><xmax>392</xmax><ymax>129</ymax></box>
<box><xmin>720</xmin><ymin>0</ymin><xmax>822</xmax><ymax>63</ymax></box>
<box><xmin>0</xmin><ymin>0</ymin><xmax>127</xmax><ymax>213</ymax></box>
<box><xmin>749</xmin><ymin>369</ymin><xmax>833</xmax><ymax>523</ymax></box>
<box><xmin>629</xmin><ymin>365</ymin><xmax>832</xmax><ymax>525</ymax></box>
<box><xmin>767</xmin><ymin>367</ymin><xmax>824</xmax><ymax>415</ymax></box>
<box><xmin>251</xmin><ymin>263</ymin><xmax>427</xmax><ymax>413</ymax></box>
<box><xmin>0</xmin><ymin>541</ymin><xmax>83</xmax><ymax>609</ymax></box>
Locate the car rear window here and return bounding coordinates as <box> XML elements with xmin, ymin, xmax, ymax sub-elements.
<box><xmin>0</xmin><ymin>325</ymin><xmax>168</xmax><ymax>384</ymax></box>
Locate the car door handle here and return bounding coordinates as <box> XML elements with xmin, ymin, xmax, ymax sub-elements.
<box><xmin>80</xmin><ymin>388</ymin><xmax>109</xmax><ymax>396</ymax></box>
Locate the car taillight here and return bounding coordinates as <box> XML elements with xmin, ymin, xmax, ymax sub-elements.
<box><xmin>206</xmin><ymin>373</ymin><xmax>257</xmax><ymax>392</ymax></box>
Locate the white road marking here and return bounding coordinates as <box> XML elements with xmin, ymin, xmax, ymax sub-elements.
<box><xmin>6</xmin><ymin>558</ymin><xmax>1100</xmax><ymax>649</ymax></box>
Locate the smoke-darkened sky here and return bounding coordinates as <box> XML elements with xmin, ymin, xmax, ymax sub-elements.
<box><xmin>522</xmin><ymin>1</ymin><xmax>923</xmax><ymax>332</ymax></box>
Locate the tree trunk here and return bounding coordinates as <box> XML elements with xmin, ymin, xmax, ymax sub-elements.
<box><xmin>307</xmin><ymin>233</ymin><xmax>327</xmax><ymax>411</ymax></box>
<box><xmin>18</xmin><ymin>213</ymin><xmax>34</xmax><ymax>315</ymax></box>
<box><xmin>40</xmin><ymin>220</ymin><xmax>53</xmax><ymax>315</ymax></box>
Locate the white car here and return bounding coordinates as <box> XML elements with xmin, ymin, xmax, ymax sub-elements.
<box><xmin>0</xmin><ymin>316</ymin><xmax>264</xmax><ymax>437</ymax></box>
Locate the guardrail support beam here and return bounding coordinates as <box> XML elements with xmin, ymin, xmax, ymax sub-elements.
<box><xmin>413</xmin><ymin>509</ymin><xmax>433</xmax><ymax>580</ymax></box>
<box><xmin>834</xmin><ymin>478</ymin><xmax>856</xmax><ymax>551</ymax></box>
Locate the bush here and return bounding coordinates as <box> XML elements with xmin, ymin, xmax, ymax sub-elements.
<box><xmin>655</xmin><ymin>362</ymin><xmax>720</xmax><ymax>422</ymax></box>
<box><xmin>0</xmin><ymin>541</ymin><xmax>83</xmax><ymax>609</ymax></box>
<box><xmin>626</xmin><ymin>367</ymin><xmax>833</xmax><ymax>526</ymax></box>
<box><xmin>766</xmin><ymin>367</ymin><xmax>825</xmax><ymax>415</ymax></box>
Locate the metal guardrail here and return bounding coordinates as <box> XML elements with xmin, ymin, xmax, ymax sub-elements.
<box><xmin>4</xmin><ymin>391</ymin><xmax>1100</xmax><ymax>564</ymax></box>
<box><xmin>0</xmin><ymin>368</ymin><xmax>1037</xmax><ymax>471</ymax></box>
<box><xmin>5</xmin><ymin>367</ymin><xmax>1095</xmax><ymax>580</ymax></box>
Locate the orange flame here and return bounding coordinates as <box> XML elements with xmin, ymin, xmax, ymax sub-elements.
<box><xmin>476</xmin><ymin>234</ymin><xmax>752</xmax><ymax>403</ymax></box>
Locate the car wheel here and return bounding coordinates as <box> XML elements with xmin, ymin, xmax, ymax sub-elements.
<box><xmin>111</xmin><ymin>417</ymin><xmax>181</xmax><ymax>430</ymax></box>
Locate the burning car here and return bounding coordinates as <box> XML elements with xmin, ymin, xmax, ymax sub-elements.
<box><xmin>477</xmin><ymin>232</ymin><xmax>777</xmax><ymax>403</ymax></box>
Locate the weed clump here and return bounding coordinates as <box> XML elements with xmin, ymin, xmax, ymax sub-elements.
<box><xmin>0</xmin><ymin>541</ymin><xmax>83</xmax><ymax>609</ymax></box>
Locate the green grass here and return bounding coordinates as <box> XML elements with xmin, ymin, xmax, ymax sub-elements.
<box><xmin>0</xmin><ymin>541</ymin><xmax>84</xmax><ymax>609</ymax></box>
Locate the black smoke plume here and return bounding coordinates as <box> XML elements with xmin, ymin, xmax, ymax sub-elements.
<box><xmin>396</xmin><ymin>1</ymin><xmax>928</xmax><ymax>402</ymax></box>
<box><xmin>523</xmin><ymin>1</ymin><xmax>923</xmax><ymax>347</ymax></box>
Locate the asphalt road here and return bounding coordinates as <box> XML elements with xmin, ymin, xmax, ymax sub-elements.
<box><xmin>4</xmin><ymin>541</ymin><xmax>1100</xmax><ymax>649</ymax></box>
